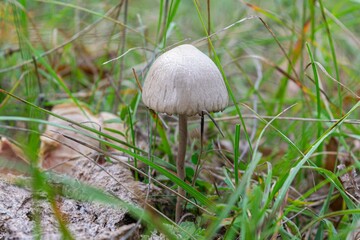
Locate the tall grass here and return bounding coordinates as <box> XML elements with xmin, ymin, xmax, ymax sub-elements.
<box><xmin>0</xmin><ymin>0</ymin><xmax>359</xmax><ymax>239</ymax></box>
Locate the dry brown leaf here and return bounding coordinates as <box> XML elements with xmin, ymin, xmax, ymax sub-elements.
<box><xmin>324</xmin><ymin>137</ymin><xmax>338</xmax><ymax>172</ymax></box>
<box><xmin>0</xmin><ymin>137</ymin><xmax>29</xmax><ymax>177</ymax></box>
<box><xmin>40</xmin><ymin>103</ymin><xmax>100</xmax><ymax>173</ymax></box>
<box><xmin>330</xmin><ymin>154</ymin><xmax>360</xmax><ymax>212</ymax></box>
<box><xmin>98</xmin><ymin>111</ymin><xmax>127</xmax><ymax>151</ymax></box>
<box><xmin>40</xmin><ymin>103</ymin><xmax>127</xmax><ymax>173</ymax></box>
<box><xmin>338</xmin><ymin>157</ymin><xmax>360</xmax><ymax>204</ymax></box>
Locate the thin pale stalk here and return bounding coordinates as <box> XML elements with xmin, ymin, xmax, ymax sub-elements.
<box><xmin>176</xmin><ymin>114</ymin><xmax>187</xmax><ymax>222</ymax></box>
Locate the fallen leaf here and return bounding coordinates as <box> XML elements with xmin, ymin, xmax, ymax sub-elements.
<box><xmin>324</xmin><ymin>137</ymin><xmax>338</xmax><ymax>172</ymax></box>
<box><xmin>40</xmin><ymin>103</ymin><xmax>127</xmax><ymax>173</ymax></box>
<box><xmin>0</xmin><ymin>137</ymin><xmax>29</xmax><ymax>177</ymax></box>
<box><xmin>98</xmin><ymin>111</ymin><xmax>127</xmax><ymax>150</ymax></box>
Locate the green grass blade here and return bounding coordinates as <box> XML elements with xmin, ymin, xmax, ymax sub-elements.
<box><xmin>234</xmin><ymin>124</ymin><xmax>240</xmax><ymax>186</ymax></box>
<box><xmin>318</xmin><ymin>0</ymin><xmax>341</xmax><ymax>112</ymax></box>
<box><xmin>306</xmin><ymin>42</ymin><xmax>323</xmax><ymax>166</ymax></box>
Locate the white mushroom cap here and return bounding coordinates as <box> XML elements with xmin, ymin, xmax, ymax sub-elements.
<box><xmin>142</xmin><ymin>44</ymin><xmax>229</xmax><ymax>116</ymax></box>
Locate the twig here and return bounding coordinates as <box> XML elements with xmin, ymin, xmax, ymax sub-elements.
<box><xmin>182</xmin><ymin>115</ymin><xmax>360</xmax><ymax>125</ymax></box>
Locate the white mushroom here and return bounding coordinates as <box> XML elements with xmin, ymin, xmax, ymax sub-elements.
<box><xmin>142</xmin><ymin>44</ymin><xmax>228</xmax><ymax>222</ymax></box>
<box><xmin>142</xmin><ymin>44</ymin><xmax>228</xmax><ymax>116</ymax></box>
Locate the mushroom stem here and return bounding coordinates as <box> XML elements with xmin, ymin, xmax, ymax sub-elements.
<box><xmin>176</xmin><ymin>114</ymin><xmax>187</xmax><ymax>222</ymax></box>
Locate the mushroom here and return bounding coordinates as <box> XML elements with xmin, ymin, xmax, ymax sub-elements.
<box><xmin>142</xmin><ymin>44</ymin><xmax>228</xmax><ymax>222</ymax></box>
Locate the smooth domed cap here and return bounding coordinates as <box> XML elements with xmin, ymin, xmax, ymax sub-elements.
<box><xmin>142</xmin><ymin>44</ymin><xmax>228</xmax><ymax>116</ymax></box>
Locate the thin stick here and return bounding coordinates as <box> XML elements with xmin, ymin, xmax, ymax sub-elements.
<box><xmin>176</xmin><ymin>114</ymin><xmax>187</xmax><ymax>222</ymax></box>
<box><xmin>191</xmin><ymin>112</ymin><xmax>204</xmax><ymax>186</ymax></box>
<box><xmin>207</xmin><ymin>0</ymin><xmax>211</xmax><ymax>56</ymax></box>
<box><xmin>32</xmin><ymin>56</ymin><xmax>44</xmax><ymax>106</ymax></box>
<box><xmin>132</xmin><ymin>68</ymin><xmax>143</xmax><ymax>92</ymax></box>
<box><xmin>114</xmin><ymin>0</ymin><xmax>128</xmax><ymax>111</ymax></box>
<box><xmin>182</xmin><ymin>115</ymin><xmax>360</xmax><ymax>125</ymax></box>
<box><xmin>203</xmin><ymin>110</ymin><xmax>224</xmax><ymax>137</ymax></box>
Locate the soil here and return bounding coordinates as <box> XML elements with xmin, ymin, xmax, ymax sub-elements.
<box><xmin>0</xmin><ymin>158</ymin><xmax>151</xmax><ymax>239</ymax></box>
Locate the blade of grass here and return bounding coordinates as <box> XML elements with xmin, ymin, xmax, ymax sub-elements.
<box><xmin>302</xmin><ymin>208</ymin><xmax>360</xmax><ymax>234</ymax></box>
<box><xmin>318</xmin><ymin>0</ymin><xmax>341</xmax><ymax>113</ymax></box>
<box><xmin>262</xmin><ymin>162</ymin><xmax>273</xmax><ymax>208</ymax></box>
<box><xmin>156</xmin><ymin>0</ymin><xmax>164</xmax><ymax>43</ymax></box>
<box><xmin>309</xmin><ymin>0</ymin><xmax>316</xmax><ymax>45</ymax></box>
<box><xmin>234</xmin><ymin>124</ymin><xmax>240</xmax><ymax>186</ymax></box>
<box><xmin>127</xmin><ymin>106</ymin><xmax>138</xmax><ymax>180</ymax></box>
<box><xmin>306</xmin><ymin>42</ymin><xmax>323</xmax><ymax>166</ymax></box>
<box><xmin>153</xmin><ymin>112</ymin><xmax>174</xmax><ymax>164</ymax></box>
<box><xmin>162</xmin><ymin>0</ymin><xmax>180</xmax><ymax>48</ymax></box>
<box><xmin>113</xmin><ymin>0</ymin><xmax>128</xmax><ymax>111</ymax></box>
<box><xmin>241</xmin><ymin>1</ymin><xmax>295</xmax><ymax>32</ymax></box>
